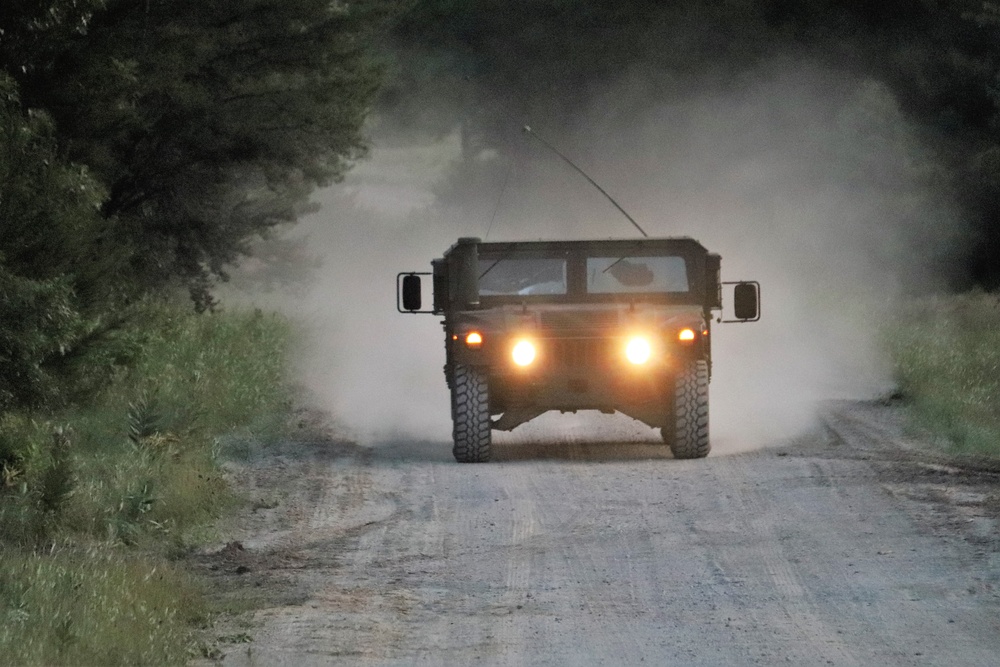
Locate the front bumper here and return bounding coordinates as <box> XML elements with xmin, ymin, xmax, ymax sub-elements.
<box><xmin>458</xmin><ymin>334</ymin><xmax>702</xmax><ymax>417</ymax></box>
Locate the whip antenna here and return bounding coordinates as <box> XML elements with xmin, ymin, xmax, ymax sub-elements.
<box><xmin>522</xmin><ymin>125</ymin><xmax>648</xmax><ymax>238</ymax></box>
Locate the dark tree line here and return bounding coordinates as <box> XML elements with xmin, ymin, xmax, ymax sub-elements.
<box><xmin>386</xmin><ymin>0</ymin><xmax>1000</xmax><ymax>287</ymax></box>
<box><xmin>0</xmin><ymin>0</ymin><xmax>401</xmax><ymax>409</ymax></box>
<box><xmin>3</xmin><ymin>0</ymin><xmax>1000</xmax><ymax>410</ymax></box>
<box><xmin>2</xmin><ymin>0</ymin><xmax>402</xmax><ymax>308</ymax></box>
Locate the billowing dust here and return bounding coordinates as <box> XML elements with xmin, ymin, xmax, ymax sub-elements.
<box><xmin>230</xmin><ymin>62</ymin><xmax>960</xmax><ymax>454</ymax></box>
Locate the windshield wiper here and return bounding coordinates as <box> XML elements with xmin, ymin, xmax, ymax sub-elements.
<box><xmin>478</xmin><ymin>244</ymin><xmax>521</xmax><ymax>280</ymax></box>
<box><xmin>601</xmin><ymin>242</ymin><xmax>645</xmax><ymax>275</ymax></box>
<box><xmin>602</xmin><ymin>256</ymin><xmax>628</xmax><ymax>274</ymax></box>
<box><xmin>478</xmin><ymin>260</ymin><xmax>501</xmax><ymax>280</ymax></box>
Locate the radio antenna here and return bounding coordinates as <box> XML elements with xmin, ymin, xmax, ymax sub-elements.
<box><xmin>521</xmin><ymin>125</ymin><xmax>648</xmax><ymax>238</ymax></box>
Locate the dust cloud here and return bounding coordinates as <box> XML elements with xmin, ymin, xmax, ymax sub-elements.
<box><xmin>233</xmin><ymin>60</ymin><xmax>960</xmax><ymax>452</ymax></box>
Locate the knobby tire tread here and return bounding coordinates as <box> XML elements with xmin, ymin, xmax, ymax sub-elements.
<box><xmin>452</xmin><ymin>364</ymin><xmax>492</xmax><ymax>463</ymax></box>
<box><xmin>671</xmin><ymin>359</ymin><xmax>710</xmax><ymax>459</ymax></box>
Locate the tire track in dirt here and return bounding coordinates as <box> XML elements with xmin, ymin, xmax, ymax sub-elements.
<box><xmin>199</xmin><ymin>406</ymin><xmax>1000</xmax><ymax>666</ymax></box>
<box><xmin>707</xmin><ymin>456</ymin><xmax>863</xmax><ymax>665</ymax></box>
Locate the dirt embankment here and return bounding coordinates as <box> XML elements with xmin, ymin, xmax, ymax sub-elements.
<box><xmin>191</xmin><ymin>402</ymin><xmax>1000</xmax><ymax>666</ymax></box>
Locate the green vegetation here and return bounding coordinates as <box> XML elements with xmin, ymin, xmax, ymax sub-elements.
<box><xmin>1</xmin><ymin>0</ymin><xmax>400</xmax><ymax>309</ymax></box>
<box><xmin>887</xmin><ymin>292</ymin><xmax>1000</xmax><ymax>457</ymax></box>
<box><xmin>0</xmin><ymin>72</ymin><xmax>133</xmax><ymax>413</ymax></box>
<box><xmin>0</xmin><ymin>304</ymin><xmax>294</xmax><ymax>665</ymax></box>
<box><xmin>1</xmin><ymin>2</ymin><xmax>393</xmax><ymax>661</ymax></box>
<box><xmin>0</xmin><ymin>549</ymin><xmax>204</xmax><ymax>665</ymax></box>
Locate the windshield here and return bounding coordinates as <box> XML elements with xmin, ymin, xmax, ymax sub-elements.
<box><xmin>478</xmin><ymin>257</ymin><xmax>568</xmax><ymax>295</ymax></box>
<box><xmin>474</xmin><ymin>251</ymin><xmax>692</xmax><ymax>298</ymax></box>
<box><xmin>587</xmin><ymin>256</ymin><xmax>689</xmax><ymax>293</ymax></box>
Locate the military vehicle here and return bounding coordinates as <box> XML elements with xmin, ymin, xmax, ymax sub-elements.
<box><xmin>397</xmin><ymin>236</ymin><xmax>759</xmax><ymax>462</ymax></box>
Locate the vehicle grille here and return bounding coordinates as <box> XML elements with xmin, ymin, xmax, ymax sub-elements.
<box><xmin>541</xmin><ymin>311</ymin><xmax>619</xmax><ymax>330</ymax></box>
<box><xmin>547</xmin><ymin>338</ymin><xmax>607</xmax><ymax>368</ymax></box>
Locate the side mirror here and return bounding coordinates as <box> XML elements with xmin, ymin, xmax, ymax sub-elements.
<box><xmin>733</xmin><ymin>282</ymin><xmax>759</xmax><ymax>321</ymax></box>
<box><xmin>398</xmin><ymin>272</ymin><xmax>434</xmax><ymax>313</ymax></box>
<box><xmin>401</xmin><ymin>274</ymin><xmax>422</xmax><ymax>311</ymax></box>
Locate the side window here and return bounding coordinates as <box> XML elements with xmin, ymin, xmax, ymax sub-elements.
<box><xmin>587</xmin><ymin>256</ymin><xmax>689</xmax><ymax>293</ymax></box>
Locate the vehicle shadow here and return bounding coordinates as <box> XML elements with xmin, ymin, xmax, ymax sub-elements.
<box><xmin>366</xmin><ymin>439</ymin><xmax>456</xmax><ymax>464</ymax></box>
<box><xmin>493</xmin><ymin>440</ymin><xmax>674</xmax><ymax>462</ymax></box>
<box><xmin>366</xmin><ymin>437</ymin><xmax>675</xmax><ymax>464</ymax></box>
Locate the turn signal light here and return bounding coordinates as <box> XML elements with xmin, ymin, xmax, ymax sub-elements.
<box><xmin>465</xmin><ymin>332</ymin><xmax>483</xmax><ymax>347</ymax></box>
<box><xmin>678</xmin><ymin>328</ymin><xmax>696</xmax><ymax>343</ymax></box>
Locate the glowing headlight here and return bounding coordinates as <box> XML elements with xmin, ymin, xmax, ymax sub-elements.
<box><xmin>512</xmin><ymin>340</ymin><xmax>536</xmax><ymax>366</ymax></box>
<box><xmin>465</xmin><ymin>331</ymin><xmax>483</xmax><ymax>347</ymax></box>
<box><xmin>678</xmin><ymin>328</ymin><xmax>696</xmax><ymax>343</ymax></box>
<box><xmin>625</xmin><ymin>337</ymin><xmax>652</xmax><ymax>365</ymax></box>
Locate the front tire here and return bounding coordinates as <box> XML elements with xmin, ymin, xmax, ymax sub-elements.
<box><xmin>451</xmin><ymin>364</ymin><xmax>492</xmax><ymax>463</ymax></box>
<box><xmin>667</xmin><ymin>359</ymin><xmax>710</xmax><ymax>459</ymax></box>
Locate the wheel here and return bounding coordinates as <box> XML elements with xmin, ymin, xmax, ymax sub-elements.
<box><xmin>451</xmin><ymin>364</ymin><xmax>492</xmax><ymax>463</ymax></box>
<box><xmin>666</xmin><ymin>359</ymin><xmax>710</xmax><ymax>459</ymax></box>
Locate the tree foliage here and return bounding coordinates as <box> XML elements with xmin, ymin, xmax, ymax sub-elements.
<box><xmin>388</xmin><ymin>0</ymin><xmax>1000</xmax><ymax>286</ymax></box>
<box><xmin>2</xmin><ymin>0</ymin><xmax>399</xmax><ymax>307</ymax></box>
<box><xmin>0</xmin><ymin>1</ymin><xmax>400</xmax><ymax>411</ymax></box>
<box><xmin>0</xmin><ymin>73</ymin><xmax>128</xmax><ymax>409</ymax></box>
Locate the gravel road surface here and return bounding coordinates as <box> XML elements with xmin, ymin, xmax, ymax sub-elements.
<box><xmin>196</xmin><ymin>402</ymin><xmax>1000</xmax><ymax>666</ymax></box>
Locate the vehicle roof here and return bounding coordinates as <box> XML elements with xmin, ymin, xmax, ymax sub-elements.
<box><xmin>446</xmin><ymin>237</ymin><xmax>711</xmax><ymax>257</ymax></box>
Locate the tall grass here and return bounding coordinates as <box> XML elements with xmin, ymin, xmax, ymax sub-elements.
<box><xmin>0</xmin><ymin>302</ymin><xmax>295</xmax><ymax>664</ymax></box>
<box><xmin>0</xmin><ymin>547</ymin><xmax>205</xmax><ymax>665</ymax></box>
<box><xmin>887</xmin><ymin>291</ymin><xmax>1000</xmax><ymax>457</ymax></box>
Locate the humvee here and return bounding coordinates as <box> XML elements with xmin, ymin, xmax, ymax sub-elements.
<box><xmin>398</xmin><ymin>237</ymin><xmax>759</xmax><ymax>462</ymax></box>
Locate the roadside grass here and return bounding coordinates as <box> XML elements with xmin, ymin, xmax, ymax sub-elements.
<box><xmin>0</xmin><ymin>302</ymin><xmax>295</xmax><ymax>664</ymax></box>
<box><xmin>886</xmin><ymin>291</ymin><xmax>1000</xmax><ymax>457</ymax></box>
<box><xmin>0</xmin><ymin>547</ymin><xmax>205</xmax><ymax>665</ymax></box>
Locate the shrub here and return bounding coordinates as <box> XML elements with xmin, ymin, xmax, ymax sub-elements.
<box><xmin>887</xmin><ymin>291</ymin><xmax>1000</xmax><ymax>456</ymax></box>
<box><xmin>0</xmin><ymin>303</ymin><xmax>296</xmax><ymax>663</ymax></box>
<box><xmin>0</xmin><ymin>72</ymin><xmax>137</xmax><ymax>412</ymax></box>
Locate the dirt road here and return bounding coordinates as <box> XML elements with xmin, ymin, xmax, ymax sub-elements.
<box><xmin>197</xmin><ymin>402</ymin><xmax>1000</xmax><ymax>665</ymax></box>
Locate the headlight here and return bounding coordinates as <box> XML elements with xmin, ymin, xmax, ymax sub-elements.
<box><xmin>678</xmin><ymin>328</ymin><xmax>696</xmax><ymax>343</ymax></box>
<box><xmin>465</xmin><ymin>331</ymin><xmax>483</xmax><ymax>347</ymax></box>
<box><xmin>512</xmin><ymin>340</ymin><xmax>536</xmax><ymax>366</ymax></box>
<box><xmin>625</xmin><ymin>336</ymin><xmax>652</xmax><ymax>365</ymax></box>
